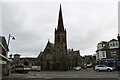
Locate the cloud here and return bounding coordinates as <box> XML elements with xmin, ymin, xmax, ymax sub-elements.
<box><xmin>2</xmin><ymin>1</ymin><xmax>118</xmax><ymax>57</ymax></box>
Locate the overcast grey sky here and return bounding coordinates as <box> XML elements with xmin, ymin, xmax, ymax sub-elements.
<box><xmin>1</xmin><ymin>0</ymin><xmax>119</xmax><ymax>57</ymax></box>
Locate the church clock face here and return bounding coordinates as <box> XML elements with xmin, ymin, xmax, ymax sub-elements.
<box><xmin>46</xmin><ymin>53</ymin><xmax>52</xmax><ymax>60</ymax></box>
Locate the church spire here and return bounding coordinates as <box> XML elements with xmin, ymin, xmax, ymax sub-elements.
<box><xmin>57</xmin><ymin>4</ymin><xmax>64</xmax><ymax>32</ymax></box>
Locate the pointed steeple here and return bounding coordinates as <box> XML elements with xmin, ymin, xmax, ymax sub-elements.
<box><xmin>47</xmin><ymin>39</ymin><xmax>50</xmax><ymax>44</ymax></box>
<box><xmin>57</xmin><ymin>4</ymin><xmax>64</xmax><ymax>32</ymax></box>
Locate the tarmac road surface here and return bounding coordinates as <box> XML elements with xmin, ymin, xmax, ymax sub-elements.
<box><xmin>2</xmin><ymin>69</ymin><xmax>120</xmax><ymax>80</ymax></box>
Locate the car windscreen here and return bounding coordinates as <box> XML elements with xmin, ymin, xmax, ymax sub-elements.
<box><xmin>97</xmin><ymin>65</ymin><xmax>105</xmax><ymax>67</ymax></box>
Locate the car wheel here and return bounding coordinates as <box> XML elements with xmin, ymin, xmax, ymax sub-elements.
<box><xmin>96</xmin><ymin>69</ymin><xmax>100</xmax><ymax>72</ymax></box>
<box><xmin>107</xmin><ymin>69</ymin><xmax>111</xmax><ymax>72</ymax></box>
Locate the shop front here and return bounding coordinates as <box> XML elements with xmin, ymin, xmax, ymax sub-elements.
<box><xmin>97</xmin><ymin>59</ymin><xmax>120</xmax><ymax>70</ymax></box>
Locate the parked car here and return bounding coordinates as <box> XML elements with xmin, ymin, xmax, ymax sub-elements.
<box><xmin>94</xmin><ymin>65</ymin><xmax>113</xmax><ymax>72</ymax></box>
<box><xmin>87</xmin><ymin>63</ymin><xmax>92</xmax><ymax>68</ymax></box>
<box><xmin>31</xmin><ymin>66</ymin><xmax>41</xmax><ymax>71</ymax></box>
<box><xmin>74</xmin><ymin>66</ymin><xmax>82</xmax><ymax>71</ymax></box>
<box><xmin>11</xmin><ymin>64</ymin><xmax>31</xmax><ymax>73</ymax></box>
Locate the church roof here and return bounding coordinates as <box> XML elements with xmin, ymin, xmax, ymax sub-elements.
<box><xmin>49</xmin><ymin>43</ymin><xmax>54</xmax><ymax>49</ymax></box>
<box><xmin>57</xmin><ymin>4</ymin><xmax>64</xmax><ymax>32</ymax></box>
<box><xmin>43</xmin><ymin>40</ymin><xmax>54</xmax><ymax>52</ymax></box>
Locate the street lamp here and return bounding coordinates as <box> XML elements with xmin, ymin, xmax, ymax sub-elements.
<box><xmin>7</xmin><ymin>34</ymin><xmax>15</xmax><ymax>47</ymax></box>
<box><xmin>117</xmin><ymin>34</ymin><xmax>120</xmax><ymax>71</ymax></box>
<box><xmin>7</xmin><ymin>34</ymin><xmax>15</xmax><ymax>76</ymax></box>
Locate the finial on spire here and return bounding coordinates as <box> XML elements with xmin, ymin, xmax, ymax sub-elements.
<box><xmin>60</xmin><ymin>4</ymin><xmax>62</xmax><ymax>10</ymax></box>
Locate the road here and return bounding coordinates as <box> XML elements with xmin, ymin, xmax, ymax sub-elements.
<box><xmin>2</xmin><ymin>69</ymin><xmax>120</xmax><ymax>80</ymax></box>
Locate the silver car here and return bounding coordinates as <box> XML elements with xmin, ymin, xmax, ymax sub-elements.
<box><xmin>74</xmin><ymin>66</ymin><xmax>82</xmax><ymax>71</ymax></box>
<box><xmin>94</xmin><ymin>65</ymin><xmax>113</xmax><ymax>72</ymax></box>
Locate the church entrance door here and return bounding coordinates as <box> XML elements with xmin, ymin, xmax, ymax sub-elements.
<box><xmin>46</xmin><ymin>61</ymin><xmax>50</xmax><ymax>70</ymax></box>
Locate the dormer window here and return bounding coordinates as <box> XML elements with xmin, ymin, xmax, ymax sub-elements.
<box><xmin>97</xmin><ymin>42</ymin><xmax>106</xmax><ymax>50</ymax></box>
<box><xmin>109</xmin><ymin>40</ymin><xmax>119</xmax><ymax>49</ymax></box>
<box><xmin>109</xmin><ymin>42</ymin><xmax>112</xmax><ymax>47</ymax></box>
<box><xmin>109</xmin><ymin>41</ymin><xmax>117</xmax><ymax>47</ymax></box>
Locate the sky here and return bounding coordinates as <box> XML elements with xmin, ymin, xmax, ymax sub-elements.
<box><xmin>1</xmin><ymin>0</ymin><xmax>119</xmax><ymax>57</ymax></box>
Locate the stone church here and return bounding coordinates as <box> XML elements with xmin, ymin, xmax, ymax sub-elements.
<box><xmin>8</xmin><ymin>5</ymin><xmax>82</xmax><ymax>71</ymax></box>
<box><xmin>6</xmin><ymin>5</ymin><xmax>82</xmax><ymax>72</ymax></box>
<box><xmin>38</xmin><ymin>5</ymin><xmax>82</xmax><ymax>71</ymax></box>
<box><xmin>38</xmin><ymin>5</ymin><xmax>69</xmax><ymax>71</ymax></box>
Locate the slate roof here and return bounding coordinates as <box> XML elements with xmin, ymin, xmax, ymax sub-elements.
<box><xmin>68</xmin><ymin>50</ymin><xmax>80</xmax><ymax>57</ymax></box>
<box><xmin>98</xmin><ymin>41</ymin><xmax>107</xmax><ymax>45</ymax></box>
<box><xmin>9</xmin><ymin>57</ymin><xmax>37</xmax><ymax>60</ymax></box>
<box><xmin>102</xmin><ymin>43</ymin><xmax>110</xmax><ymax>49</ymax></box>
<box><xmin>37</xmin><ymin>40</ymin><xmax>54</xmax><ymax>58</ymax></box>
<box><xmin>96</xmin><ymin>39</ymin><xmax>118</xmax><ymax>51</ymax></box>
<box><xmin>20</xmin><ymin>57</ymin><xmax>37</xmax><ymax>60</ymax></box>
<box><xmin>109</xmin><ymin>39</ymin><xmax>117</xmax><ymax>42</ymax></box>
<box><xmin>46</xmin><ymin>40</ymin><xmax>54</xmax><ymax>50</ymax></box>
<box><xmin>0</xmin><ymin>36</ymin><xmax>9</xmax><ymax>51</ymax></box>
<box><xmin>37</xmin><ymin>52</ymin><xmax>43</xmax><ymax>58</ymax></box>
<box><xmin>49</xmin><ymin>43</ymin><xmax>54</xmax><ymax>50</ymax></box>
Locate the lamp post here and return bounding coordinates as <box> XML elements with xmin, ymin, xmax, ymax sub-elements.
<box><xmin>118</xmin><ymin>34</ymin><xmax>120</xmax><ymax>58</ymax></box>
<box><xmin>8</xmin><ymin>34</ymin><xmax>15</xmax><ymax>48</ymax></box>
<box><xmin>7</xmin><ymin>34</ymin><xmax>15</xmax><ymax>76</ymax></box>
<box><xmin>117</xmin><ymin>34</ymin><xmax>120</xmax><ymax>71</ymax></box>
